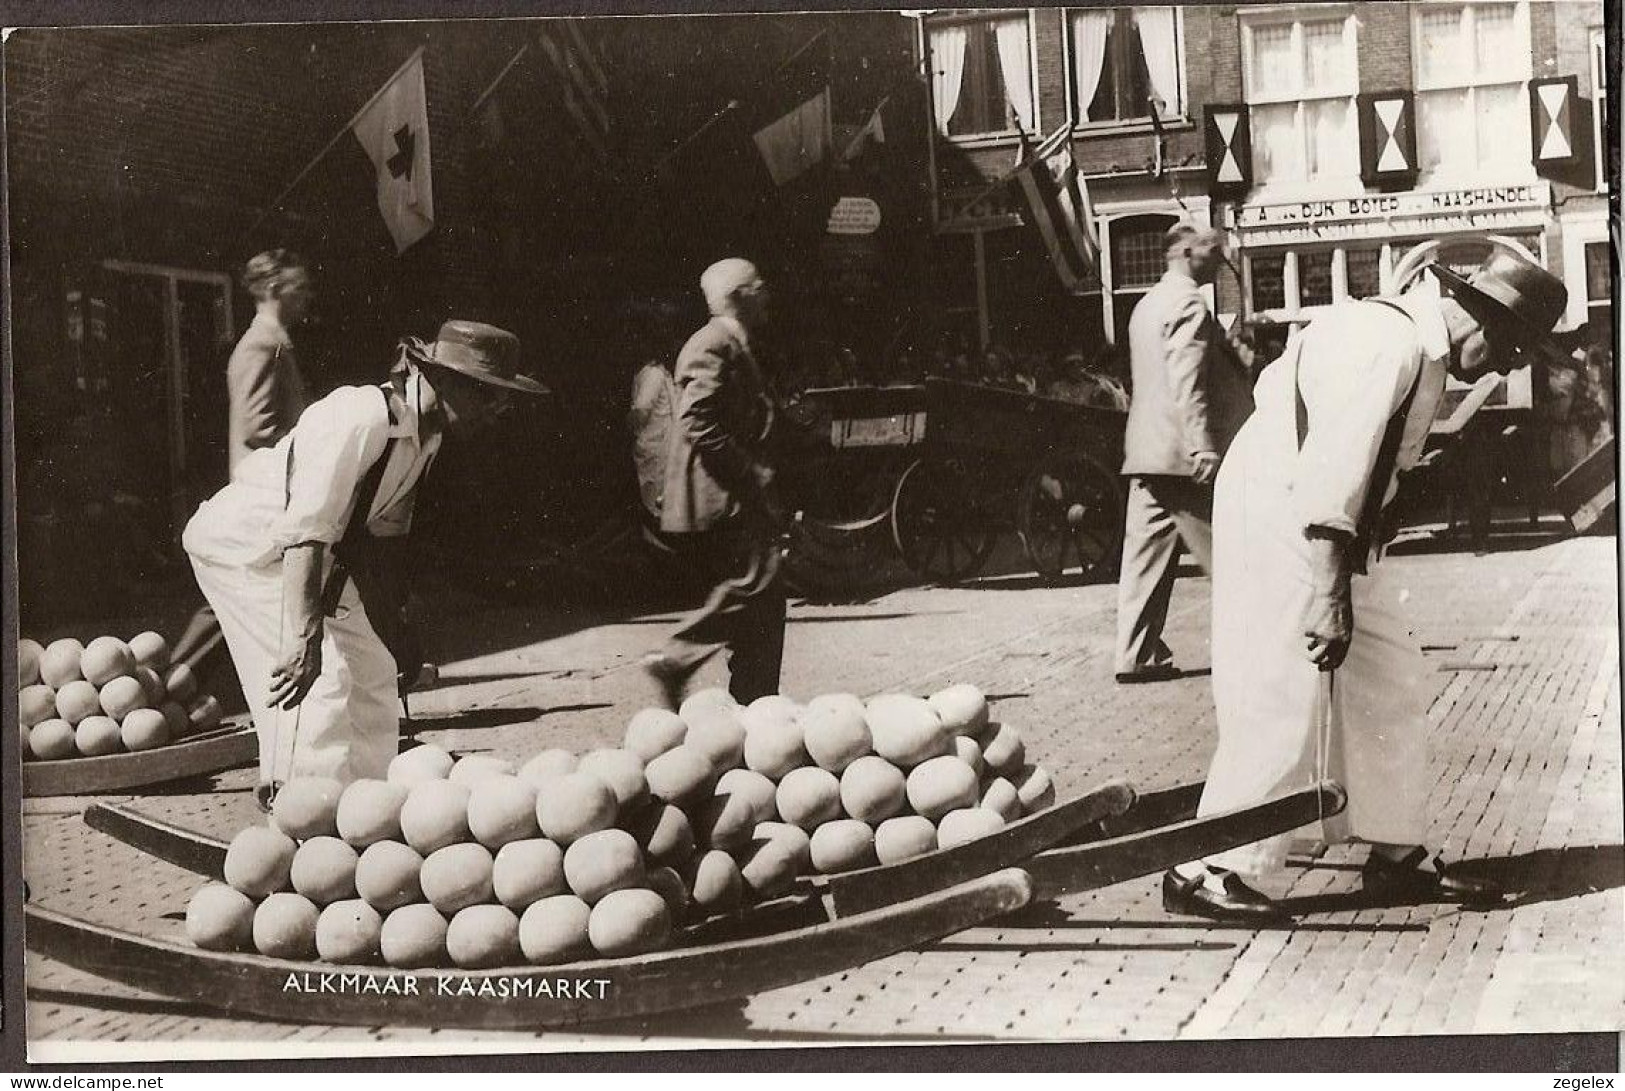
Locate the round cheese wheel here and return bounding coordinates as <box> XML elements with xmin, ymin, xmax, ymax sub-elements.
<box><xmin>18</xmin><ymin>638</ymin><xmax>44</xmax><ymax>688</ymax></box>
<box><xmin>74</xmin><ymin>715</ymin><xmax>123</xmax><ymax>757</ymax></box>
<box><xmin>684</xmin><ymin>849</ymin><xmax>744</xmax><ymax>915</ymax></box>
<box><xmin>839</xmin><ymin>756</ymin><xmax>908</xmax><ymax>824</ymax></box>
<box><xmin>466</xmin><ymin>774</ymin><xmax>540</xmax><ymax>849</ymax></box>
<box><xmin>336</xmin><ymin>779</ymin><xmax>409</xmax><ymax>848</ymax></box>
<box><xmin>644</xmin><ymin>745</ymin><xmax>715</xmax><ymax>807</ymax></box>
<box><xmin>97</xmin><ymin>675</ymin><xmax>148</xmax><ymax>720</ymax></box>
<box><xmin>927</xmin><ymin>683</ymin><xmax>990</xmax><ymax>737</ymax></box>
<box><xmin>120</xmin><ymin>707</ymin><xmax>169</xmax><ymax>752</ymax></box>
<box><xmin>388</xmin><ymin>744</ymin><xmax>455</xmax><ymax>788</ymax></box>
<box><xmin>380</xmin><ymin>904</ymin><xmax>449</xmax><ymax>969</ymax></box>
<box><xmin>399</xmin><ymin>779</ymin><xmax>473</xmax><ymax>855</ymax></box>
<box><xmin>874</xmin><ymin>815</ymin><xmax>938</xmax><ymax>865</ymax></box>
<box><xmin>54</xmin><ymin>680</ymin><xmax>102</xmax><ymax>726</ymax></box>
<box><xmin>631</xmin><ymin>803</ymin><xmax>695</xmax><ymax>867</ymax></box>
<box><xmin>936</xmin><ymin>806</ymin><xmax>1007</xmax><ymax>849</ymax></box>
<box><xmin>865</xmin><ymin>694</ymin><xmax>951</xmax><ymax>769</ymax></box>
<box><xmin>20</xmin><ymin>684</ymin><xmax>57</xmax><ymax>729</ymax></box>
<box><xmin>810</xmin><ymin>819</ymin><xmax>878</xmax><ymax>874</ymax></box>
<box><xmin>980</xmin><ymin>723</ymin><xmax>1026</xmax><ymax>775</ymax></box>
<box><xmin>128</xmin><ymin>630</ymin><xmax>172</xmax><ymax>672</ymax></box>
<box><xmin>81</xmin><ymin>637</ymin><xmax>136</xmax><ymax>687</ymax></box>
<box><xmin>185</xmin><ymin>882</ymin><xmax>256</xmax><ymax>952</ymax></box>
<box><xmin>801</xmin><ymin>696</ymin><xmax>873</xmax><ymax>774</ymax></box>
<box><xmin>577</xmin><ymin>748</ymin><xmax>649</xmax><ymax>813</ymax></box>
<box><xmin>253</xmin><ymin>892</ymin><xmax>320</xmax><ymax>959</ymax></box>
<box><xmin>316</xmin><ymin>899</ymin><xmax>383</xmax><ymax>964</ymax></box>
<box><xmin>447</xmin><ymin>904</ymin><xmax>522</xmax><ymax>969</ymax></box>
<box><xmin>1015</xmin><ymin>764</ymin><xmax>1056</xmax><ymax>813</ymax></box>
<box><xmin>698</xmin><ymin>768</ymin><xmax>777</xmax><ymax>850</ymax></box>
<box><xmin>272</xmin><ymin>777</ymin><xmax>345</xmax><ymax>841</ymax></box>
<box><xmin>562</xmin><ymin>828</ymin><xmax>644</xmax><ymax>905</ymax></box>
<box><xmin>588</xmin><ymin>888</ymin><xmax>670</xmax><ymax>957</ymax></box>
<box><xmin>519</xmin><ymin>894</ymin><xmax>592</xmax><ymax>965</ymax></box>
<box><xmin>775</xmin><ymin>766</ymin><xmax>843</xmax><ymax>831</ymax></box>
<box><xmin>492</xmin><ymin>838</ymin><xmax>567</xmax><ymax>910</ymax></box>
<box><xmin>624</xmin><ymin>708</ymin><xmax>688</xmax><ymax>763</ymax></box>
<box><xmin>223</xmin><ymin>825</ymin><xmax>297</xmax><ymax>898</ymax></box>
<box><xmin>517</xmin><ymin>748</ymin><xmax>578</xmax><ymax>790</ymax></box>
<box><xmin>448</xmin><ymin>753</ymin><xmax>515</xmax><ymax>788</ymax></box>
<box><xmin>290</xmin><ymin>836</ymin><xmax>359</xmax><ymax>905</ymax></box>
<box><xmin>355</xmin><ymin>840</ymin><xmax>424</xmax><ymax>913</ymax></box>
<box><xmin>28</xmin><ymin>719</ymin><xmax>77</xmax><ymax>761</ymax></box>
<box><xmin>162</xmin><ymin>663</ymin><xmax>200</xmax><ymax>706</ymax></box>
<box><xmin>905</xmin><ymin>755</ymin><xmax>980</xmax><ymax>821</ymax></box>
<box><xmin>536</xmin><ymin>772</ymin><xmax>619</xmax><ymax>846</ymax></box>
<box><xmin>980</xmin><ymin>777</ymin><xmax>1023</xmax><ymax>823</ymax></box>
<box><xmin>419</xmin><ymin>842</ymin><xmax>495</xmax><ymax>915</ymax></box>
<box><xmin>39</xmin><ymin>639</ymin><xmax>86</xmax><ymax>688</ymax></box>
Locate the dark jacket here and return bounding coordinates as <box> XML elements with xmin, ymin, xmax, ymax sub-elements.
<box><xmin>660</xmin><ymin>316</ymin><xmax>775</xmax><ymax>534</ymax></box>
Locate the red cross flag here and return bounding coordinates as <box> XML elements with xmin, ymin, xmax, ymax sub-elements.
<box><xmin>353</xmin><ymin>50</ymin><xmax>435</xmax><ymax>253</ymax></box>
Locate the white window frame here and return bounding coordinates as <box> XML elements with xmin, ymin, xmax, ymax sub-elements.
<box><xmin>925</xmin><ymin>9</ymin><xmax>1040</xmax><ymax>148</ymax></box>
<box><xmin>1560</xmin><ymin>209</ymin><xmax>1612</xmax><ymax>330</ymax></box>
<box><xmin>1097</xmin><ymin>199</ymin><xmax>1209</xmax><ymax>341</ymax></box>
<box><xmin>1592</xmin><ymin>27</ymin><xmax>1608</xmax><ymax>194</ymax></box>
<box><xmin>1063</xmin><ymin>6</ymin><xmax>1189</xmax><ymax>135</ymax></box>
<box><xmin>1239</xmin><ymin>6</ymin><xmax>1361</xmax><ymax>197</ymax></box>
<box><xmin>1410</xmin><ymin>1</ymin><xmax>1536</xmax><ymax>186</ymax></box>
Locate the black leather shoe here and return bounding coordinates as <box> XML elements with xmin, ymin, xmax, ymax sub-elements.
<box><xmin>1362</xmin><ymin>848</ymin><xmax>1505</xmax><ymax>904</ymax></box>
<box><xmin>1162</xmin><ymin>868</ymin><xmax>1291</xmax><ymax>923</ymax></box>
<box><xmin>1116</xmin><ymin>664</ymin><xmax>1182</xmax><ymax>685</ymax></box>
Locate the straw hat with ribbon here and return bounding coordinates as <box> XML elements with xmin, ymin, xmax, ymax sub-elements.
<box><xmin>401</xmin><ymin>319</ymin><xmax>549</xmax><ymax>395</ymax></box>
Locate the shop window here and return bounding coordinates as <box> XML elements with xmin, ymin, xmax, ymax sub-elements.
<box><xmin>1108</xmin><ymin>214</ymin><xmax>1180</xmax><ymax>343</ymax></box>
<box><xmin>1413</xmin><ymin>2</ymin><xmax>1533</xmax><ymax>179</ymax></box>
<box><xmin>1068</xmin><ymin>7</ymin><xmax>1184</xmax><ymax>126</ymax></box>
<box><xmin>1299</xmin><ymin>251</ymin><xmax>1335</xmax><ymax>307</ymax></box>
<box><xmin>1251</xmin><ymin>254</ymin><xmax>1287</xmax><ymax>311</ymax></box>
<box><xmin>1584</xmin><ymin>240</ymin><xmax>1612</xmax><ymax>330</ymax></box>
<box><xmin>1242</xmin><ymin>10</ymin><xmax>1359</xmax><ymax>186</ymax></box>
<box><xmin>1346</xmin><ymin>249</ymin><xmax>1383</xmax><ymax>299</ymax></box>
<box><xmin>930</xmin><ymin>12</ymin><xmax>1035</xmax><ymax>138</ymax></box>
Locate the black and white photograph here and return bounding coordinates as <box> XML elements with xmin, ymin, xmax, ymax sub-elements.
<box><xmin>2</xmin><ymin>0</ymin><xmax>1620</xmax><ymax>1064</ymax></box>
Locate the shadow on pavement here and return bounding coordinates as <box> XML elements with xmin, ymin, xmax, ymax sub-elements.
<box><xmin>401</xmin><ymin>706</ymin><xmax>547</xmax><ymax>736</ymax></box>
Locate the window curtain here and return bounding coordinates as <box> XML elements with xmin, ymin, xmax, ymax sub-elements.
<box><xmin>1070</xmin><ymin>10</ymin><xmax>1113</xmax><ymax>122</ymax></box>
<box><xmin>1133</xmin><ymin>7</ymin><xmax>1181</xmax><ymax>115</ymax></box>
<box><xmin>930</xmin><ymin>25</ymin><xmax>969</xmax><ymax>135</ymax></box>
<box><xmin>994</xmin><ymin>19</ymin><xmax>1035</xmax><ymax>131</ymax></box>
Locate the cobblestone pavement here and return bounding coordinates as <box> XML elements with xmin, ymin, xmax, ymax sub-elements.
<box><xmin>20</xmin><ymin>532</ymin><xmax>1624</xmax><ymax>1058</ymax></box>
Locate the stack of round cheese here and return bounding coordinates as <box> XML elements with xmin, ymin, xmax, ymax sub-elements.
<box><xmin>18</xmin><ymin>633</ymin><xmax>223</xmax><ymax>762</ymax></box>
<box><xmin>184</xmin><ymin>682</ymin><xmax>1057</xmax><ymax>968</ymax></box>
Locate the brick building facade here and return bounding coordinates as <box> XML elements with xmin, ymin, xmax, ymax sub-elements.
<box><xmin>914</xmin><ymin>1</ymin><xmax>1613</xmax><ymax>371</ymax></box>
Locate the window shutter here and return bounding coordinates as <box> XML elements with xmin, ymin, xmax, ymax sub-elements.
<box><xmin>1357</xmin><ymin>91</ymin><xmax>1418</xmax><ymax>189</ymax></box>
<box><xmin>1204</xmin><ymin>104</ymin><xmax>1252</xmax><ymax>198</ymax></box>
<box><xmin>1530</xmin><ymin>75</ymin><xmax>1584</xmax><ymax>172</ymax></box>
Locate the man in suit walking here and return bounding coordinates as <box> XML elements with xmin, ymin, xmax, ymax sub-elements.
<box><xmin>644</xmin><ymin>258</ymin><xmax>787</xmax><ymax>707</ymax></box>
<box><xmin>1115</xmin><ymin>224</ymin><xmax>1254</xmax><ymax>683</ymax></box>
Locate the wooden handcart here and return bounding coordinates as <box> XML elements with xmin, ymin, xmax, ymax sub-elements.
<box><xmin>889</xmin><ymin>379</ymin><xmax>1126</xmax><ymax>585</ymax></box>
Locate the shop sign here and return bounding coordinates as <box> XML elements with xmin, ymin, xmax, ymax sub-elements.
<box><xmin>1237</xmin><ymin>182</ymin><xmax>1550</xmax><ymax>231</ymax></box>
<box><xmin>827</xmin><ymin>196</ymin><xmax>882</xmax><ymax>236</ymax></box>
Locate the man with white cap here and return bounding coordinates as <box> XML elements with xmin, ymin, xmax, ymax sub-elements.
<box><xmin>184</xmin><ymin>321</ymin><xmax>546</xmax><ymax>803</ymax></box>
<box><xmin>1162</xmin><ymin>249</ymin><xmax>1568</xmax><ymax>922</ymax></box>
<box><xmin>644</xmin><ymin>258</ymin><xmax>787</xmax><ymax>707</ymax></box>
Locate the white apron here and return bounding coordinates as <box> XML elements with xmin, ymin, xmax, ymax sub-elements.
<box><xmin>1199</xmin><ymin>293</ymin><xmax>1449</xmax><ymax>876</ymax></box>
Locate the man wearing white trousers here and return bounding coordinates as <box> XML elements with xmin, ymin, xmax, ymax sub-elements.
<box><xmin>1115</xmin><ymin>224</ymin><xmax>1254</xmax><ymax>683</ymax></box>
<box><xmin>184</xmin><ymin>321</ymin><xmax>545</xmax><ymax>804</ymax></box>
<box><xmin>1162</xmin><ymin>250</ymin><xmax>1569</xmax><ymax>922</ymax></box>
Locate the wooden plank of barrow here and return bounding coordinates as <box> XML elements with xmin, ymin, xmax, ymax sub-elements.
<box><xmin>24</xmin><ymin>726</ymin><xmax>256</xmax><ymax>797</ymax></box>
<box><xmin>1025</xmin><ymin>781</ymin><xmax>1346</xmax><ymax>900</ymax></box>
<box><xmin>23</xmin><ymin>867</ymin><xmax>1033</xmax><ymax>1030</ymax></box>
<box><xmin>814</xmin><ymin>779</ymin><xmax>1135</xmax><ymax>918</ymax></box>
<box><xmin>84</xmin><ymin>802</ymin><xmax>229</xmax><ymax>880</ymax></box>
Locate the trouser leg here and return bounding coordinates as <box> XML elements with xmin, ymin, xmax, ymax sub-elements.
<box><xmin>1115</xmin><ymin>477</ymin><xmax>1181</xmax><ymax>673</ymax></box>
<box><xmin>662</xmin><ymin>525</ymin><xmax>786</xmax><ymax>700</ymax></box>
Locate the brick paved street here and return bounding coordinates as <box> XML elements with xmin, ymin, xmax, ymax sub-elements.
<box><xmin>20</xmin><ymin>530</ymin><xmax>1624</xmax><ymax>1058</ymax></box>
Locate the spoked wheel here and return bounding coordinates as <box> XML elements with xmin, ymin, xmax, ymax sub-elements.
<box><xmin>1017</xmin><ymin>454</ymin><xmax>1125</xmax><ymax>583</ymax></box>
<box><xmin>890</xmin><ymin>457</ymin><xmax>996</xmax><ymax>584</ymax></box>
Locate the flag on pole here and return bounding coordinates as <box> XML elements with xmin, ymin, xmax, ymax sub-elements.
<box><xmin>352</xmin><ymin>50</ymin><xmax>434</xmax><ymax>253</ymax></box>
<box><xmin>750</xmin><ymin>33</ymin><xmax>833</xmax><ymax>187</ymax></box>
<box><xmin>1011</xmin><ymin>126</ymin><xmax>1100</xmax><ymax>294</ymax></box>
<box><xmin>536</xmin><ymin>22</ymin><xmax>610</xmax><ymax>159</ymax></box>
<box><xmin>841</xmin><ymin>97</ymin><xmax>888</xmax><ymax>161</ymax></box>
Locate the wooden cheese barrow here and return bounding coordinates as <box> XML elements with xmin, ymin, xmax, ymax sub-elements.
<box><xmin>23</xmin><ymin>723</ymin><xmax>257</xmax><ymax>798</ymax></box>
<box><xmin>31</xmin><ymin>779</ymin><xmax>1343</xmax><ymax>1028</ymax></box>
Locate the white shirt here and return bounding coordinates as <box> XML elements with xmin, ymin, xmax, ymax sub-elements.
<box><xmin>1255</xmin><ymin>275</ymin><xmax>1451</xmax><ymax>539</ymax></box>
<box><xmin>185</xmin><ymin>368</ymin><xmax>443</xmax><ymax>569</ymax></box>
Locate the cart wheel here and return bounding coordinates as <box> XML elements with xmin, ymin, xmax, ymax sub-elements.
<box><xmin>890</xmin><ymin>457</ymin><xmax>995</xmax><ymax>584</ymax></box>
<box><xmin>1017</xmin><ymin>454</ymin><xmax>1124</xmax><ymax>583</ymax></box>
